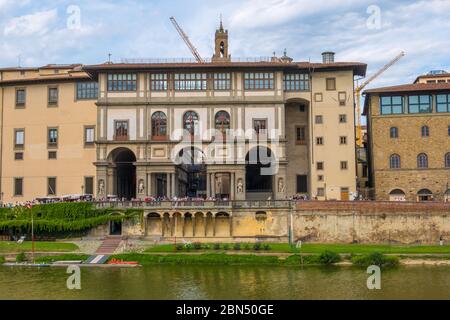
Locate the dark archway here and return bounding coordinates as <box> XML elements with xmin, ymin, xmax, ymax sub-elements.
<box><xmin>176</xmin><ymin>147</ymin><xmax>207</xmax><ymax>198</ymax></box>
<box><xmin>246</xmin><ymin>147</ymin><xmax>274</xmax><ymax>197</ymax></box>
<box><xmin>111</xmin><ymin>148</ymin><xmax>137</xmax><ymax>200</ymax></box>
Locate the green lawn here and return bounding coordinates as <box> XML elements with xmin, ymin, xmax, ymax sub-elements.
<box><xmin>0</xmin><ymin>241</ymin><xmax>79</xmax><ymax>253</ymax></box>
<box><xmin>145</xmin><ymin>243</ymin><xmax>450</xmax><ymax>255</ymax></box>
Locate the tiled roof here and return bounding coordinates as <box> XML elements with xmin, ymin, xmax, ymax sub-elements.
<box><xmin>0</xmin><ymin>74</ymin><xmax>91</xmax><ymax>86</ymax></box>
<box><xmin>364</xmin><ymin>82</ymin><xmax>450</xmax><ymax>94</ymax></box>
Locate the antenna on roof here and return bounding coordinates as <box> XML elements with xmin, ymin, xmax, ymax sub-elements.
<box><xmin>108</xmin><ymin>53</ymin><xmax>112</xmax><ymax>64</ymax></box>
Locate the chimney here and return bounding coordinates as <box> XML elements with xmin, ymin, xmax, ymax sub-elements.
<box><xmin>322</xmin><ymin>51</ymin><xmax>335</xmax><ymax>64</ymax></box>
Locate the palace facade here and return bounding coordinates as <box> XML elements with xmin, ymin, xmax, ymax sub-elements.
<box><xmin>0</xmin><ymin>24</ymin><xmax>366</xmax><ymax>203</ymax></box>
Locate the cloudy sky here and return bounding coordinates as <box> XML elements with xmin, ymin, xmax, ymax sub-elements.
<box><xmin>1</xmin><ymin>0</ymin><xmax>450</xmax><ymax>88</ymax></box>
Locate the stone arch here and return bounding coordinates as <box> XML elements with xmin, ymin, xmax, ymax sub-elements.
<box><xmin>246</xmin><ymin>146</ymin><xmax>275</xmax><ymax>200</ymax></box>
<box><xmin>417</xmin><ymin>189</ymin><xmax>433</xmax><ymax>202</ymax></box>
<box><xmin>215</xmin><ymin>212</ymin><xmax>231</xmax><ymax>237</ymax></box>
<box><xmin>194</xmin><ymin>212</ymin><xmax>206</xmax><ymax>238</ymax></box>
<box><xmin>173</xmin><ymin>212</ymin><xmax>183</xmax><ymax>237</ymax></box>
<box><xmin>107</xmin><ymin>147</ymin><xmax>137</xmax><ymax>200</ymax></box>
<box><xmin>146</xmin><ymin>212</ymin><xmax>162</xmax><ymax>236</ymax></box>
<box><xmin>205</xmin><ymin>212</ymin><xmax>214</xmax><ymax>237</ymax></box>
<box><xmin>389</xmin><ymin>189</ymin><xmax>406</xmax><ymax>202</ymax></box>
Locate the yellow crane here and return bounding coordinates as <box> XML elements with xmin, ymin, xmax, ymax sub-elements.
<box><xmin>355</xmin><ymin>51</ymin><xmax>405</xmax><ymax>146</ymax></box>
<box><xmin>170</xmin><ymin>17</ymin><xmax>205</xmax><ymax>63</ymax></box>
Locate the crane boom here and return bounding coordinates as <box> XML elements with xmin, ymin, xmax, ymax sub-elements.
<box><xmin>355</xmin><ymin>51</ymin><xmax>405</xmax><ymax>147</ymax></box>
<box><xmin>170</xmin><ymin>17</ymin><xmax>205</xmax><ymax>63</ymax></box>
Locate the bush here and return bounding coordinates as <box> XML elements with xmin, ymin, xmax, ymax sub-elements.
<box><xmin>318</xmin><ymin>251</ymin><xmax>341</xmax><ymax>265</ymax></box>
<box><xmin>263</xmin><ymin>244</ymin><xmax>271</xmax><ymax>251</ymax></box>
<box><xmin>243</xmin><ymin>243</ymin><xmax>251</xmax><ymax>250</ymax></box>
<box><xmin>351</xmin><ymin>252</ymin><xmax>399</xmax><ymax>268</ymax></box>
<box><xmin>223</xmin><ymin>244</ymin><xmax>230</xmax><ymax>250</ymax></box>
<box><xmin>213</xmin><ymin>243</ymin><xmax>221</xmax><ymax>250</ymax></box>
<box><xmin>175</xmin><ymin>244</ymin><xmax>184</xmax><ymax>251</ymax></box>
<box><xmin>233</xmin><ymin>243</ymin><xmax>241</xmax><ymax>251</ymax></box>
<box><xmin>193</xmin><ymin>242</ymin><xmax>202</xmax><ymax>250</ymax></box>
<box><xmin>16</xmin><ymin>252</ymin><xmax>26</xmax><ymax>263</ymax></box>
<box><xmin>185</xmin><ymin>243</ymin><xmax>193</xmax><ymax>251</ymax></box>
<box><xmin>253</xmin><ymin>243</ymin><xmax>261</xmax><ymax>251</ymax></box>
<box><xmin>0</xmin><ymin>256</ymin><xmax>5</xmax><ymax>264</ymax></box>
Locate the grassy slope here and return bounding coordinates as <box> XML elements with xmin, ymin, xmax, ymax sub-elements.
<box><xmin>0</xmin><ymin>241</ymin><xmax>78</xmax><ymax>253</ymax></box>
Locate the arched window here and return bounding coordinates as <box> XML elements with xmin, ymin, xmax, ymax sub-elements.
<box><xmin>151</xmin><ymin>111</ymin><xmax>167</xmax><ymax>138</ymax></box>
<box><xmin>417</xmin><ymin>153</ymin><xmax>428</xmax><ymax>168</ymax></box>
<box><xmin>446</xmin><ymin>153</ymin><xmax>450</xmax><ymax>168</ymax></box>
<box><xmin>215</xmin><ymin>111</ymin><xmax>230</xmax><ymax>133</ymax></box>
<box><xmin>390</xmin><ymin>127</ymin><xmax>398</xmax><ymax>138</ymax></box>
<box><xmin>417</xmin><ymin>189</ymin><xmax>433</xmax><ymax>202</ymax></box>
<box><xmin>390</xmin><ymin>154</ymin><xmax>401</xmax><ymax>169</ymax></box>
<box><xmin>421</xmin><ymin>125</ymin><xmax>430</xmax><ymax>137</ymax></box>
<box><xmin>183</xmin><ymin>111</ymin><xmax>199</xmax><ymax>136</ymax></box>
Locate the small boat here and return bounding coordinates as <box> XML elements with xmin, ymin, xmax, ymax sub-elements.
<box><xmin>3</xmin><ymin>263</ymin><xmax>50</xmax><ymax>267</ymax></box>
<box><xmin>107</xmin><ymin>258</ymin><xmax>139</xmax><ymax>265</ymax></box>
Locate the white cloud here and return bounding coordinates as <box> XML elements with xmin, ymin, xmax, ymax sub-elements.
<box><xmin>4</xmin><ymin>9</ymin><xmax>58</xmax><ymax>37</ymax></box>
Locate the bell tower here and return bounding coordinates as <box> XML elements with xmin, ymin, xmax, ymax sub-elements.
<box><xmin>212</xmin><ymin>16</ymin><xmax>231</xmax><ymax>62</ymax></box>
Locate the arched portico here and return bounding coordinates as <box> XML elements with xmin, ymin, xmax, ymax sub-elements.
<box><xmin>108</xmin><ymin>147</ymin><xmax>137</xmax><ymax>200</ymax></box>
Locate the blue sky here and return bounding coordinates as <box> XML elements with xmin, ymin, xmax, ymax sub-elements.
<box><xmin>1</xmin><ymin>0</ymin><xmax>450</xmax><ymax>88</ymax></box>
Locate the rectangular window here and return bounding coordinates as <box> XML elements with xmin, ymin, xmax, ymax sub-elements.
<box><xmin>380</xmin><ymin>96</ymin><xmax>403</xmax><ymax>115</ymax></box>
<box><xmin>14</xmin><ymin>152</ymin><xmax>23</xmax><ymax>161</ymax></box>
<box><xmin>14</xmin><ymin>129</ymin><xmax>24</xmax><ymax>149</ymax></box>
<box><xmin>174</xmin><ymin>73</ymin><xmax>207</xmax><ymax>91</ymax></box>
<box><xmin>48</xmin><ymin>177</ymin><xmax>57</xmax><ymax>196</ymax></box>
<box><xmin>338</xmin><ymin>92</ymin><xmax>347</xmax><ymax>105</ymax></box>
<box><xmin>48</xmin><ymin>87</ymin><xmax>58</xmax><ymax>105</ymax></box>
<box><xmin>408</xmin><ymin>95</ymin><xmax>432</xmax><ymax>113</ymax></box>
<box><xmin>316</xmin><ymin>137</ymin><xmax>324</xmax><ymax>145</ymax></box>
<box><xmin>85</xmin><ymin>126</ymin><xmax>95</xmax><ymax>145</ymax></box>
<box><xmin>48</xmin><ymin>128</ymin><xmax>58</xmax><ymax>148</ymax></box>
<box><xmin>296</xmin><ymin>175</ymin><xmax>308</xmax><ymax>193</ymax></box>
<box><xmin>14</xmin><ymin>178</ymin><xmax>23</xmax><ymax>197</ymax></box>
<box><xmin>436</xmin><ymin>94</ymin><xmax>450</xmax><ymax>113</ymax></box>
<box><xmin>296</xmin><ymin>126</ymin><xmax>306</xmax><ymax>144</ymax></box>
<box><xmin>326</xmin><ymin>78</ymin><xmax>336</xmax><ymax>91</ymax></box>
<box><xmin>150</xmin><ymin>74</ymin><xmax>168</xmax><ymax>91</ymax></box>
<box><xmin>315</xmin><ymin>115</ymin><xmax>323</xmax><ymax>124</ymax></box>
<box><xmin>107</xmin><ymin>74</ymin><xmax>137</xmax><ymax>91</ymax></box>
<box><xmin>115</xmin><ymin>120</ymin><xmax>129</xmax><ymax>141</ymax></box>
<box><xmin>48</xmin><ymin>151</ymin><xmax>57</xmax><ymax>160</ymax></box>
<box><xmin>318</xmin><ymin>175</ymin><xmax>324</xmax><ymax>182</ymax></box>
<box><xmin>253</xmin><ymin>119</ymin><xmax>267</xmax><ymax>134</ymax></box>
<box><xmin>84</xmin><ymin>177</ymin><xmax>94</xmax><ymax>195</ymax></box>
<box><xmin>339</xmin><ymin>114</ymin><xmax>347</xmax><ymax>123</ymax></box>
<box><xmin>284</xmin><ymin>73</ymin><xmax>310</xmax><ymax>91</ymax></box>
<box><xmin>244</xmin><ymin>72</ymin><xmax>274</xmax><ymax>90</ymax></box>
<box><xmin>15</xmin><ymin>89</ymin><xmax>26</xmax><ymax>107</ymax></box>
<box><xmin>340</xmin><ymin>136</ymin><xmax>347</xmax><ymax>145</ymax></box>
<box><xmin>317</xmin><ymin>188</ymin><xmax>325</xmax><ymax>197</ymax></box>
<box><xmin>213</xmin><ymin>73</ymin><xmax>231</xmax><ymax>90</ymax></box>
<box><xmin>317</xmin><ymin>162</ymin><xmax>324</xmax><ymax>170</ymax></box>
<box><xmin>314</xmin><ymin>93</ymin><xmax>323</xmax><ymax>102</ymax></box>
<box><xmin>341</xmin><ymin>161</ymin><xmax>348</xmax><ymax>170</ymax></box>
<box><xmin>76</xmin><ymin>82</ymin><xmax>98</xmax><ymax>99</ymax></box>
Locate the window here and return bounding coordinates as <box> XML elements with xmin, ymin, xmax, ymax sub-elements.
<box><xmin>296</xmin><ymin>126</ymin><xmax>306</xmax><ymax>144</ymax></box>
<box><xmin>48</xmin><ymin>177</ymin><xmax>57</xmax><ymax>196</ymax></box>
<box><xmin>215</xmin><ymin>111</ymin><xmax>231</xmax><ymax>133</ymax></box>
<box><xmin>314</xmin><ymin>93</ymin><xmax>323</xmax><ymax>102</ymax></box>
<box><xmin>14</xmin><ymin>129</ymin><xmax>24</xmax><ymax>149</ymax></box>
<box><xmin>151</xmin><ymin>112</ymin><xmax>167</xmax><ymax>138</ymax></box>
<box><xmin>253</xmin><ymin>119</ymin><xmax>267</xmax><ymax>135</ymax></box>
<box><xmin>48</xmin><ymin>128</ymin><xmax>58</xmax><ymax>147</ymax></box>
<box><xmin>339</xmin><ymin>114</ymin><xmax>347</xmax><ymax>123</ymax></box>
<box><xmin>15</xmin><ymin>89</ymin><xmax>26</xmax><ymax>107</ymax></box>
<box><xmin>174</xmin><ymin>73</ymin><xmax>207</xmax><ymax>91</ymax></box>
<box><xmin>315</xmin><ymin>115</ymin><xmax>323</xmax><ymax>124</ymax></box>
<box><xmin>14</xmin><ymin>152</ymin><xmax>23</xmax><ymax>161</ymax></box>
<box><xmin>299</xmin><ymin>104</ymin><xmax>306</xmax><ymax>112</ymax></box>
<box><xmin>84</xmin><ymin>177</ymin><xmax>94</xmax><ymax>195</ymax></box>
<box><xmin>84</xmin><ymin>127</ymin><xmax>95</xmax><ymax>145</ymax></box>
<box><xmin>317</xmin><ymin>162</ymin><xmax>324</xmax><ymax>170</ymax></box>
<box><xmin>326</xmin><ymin>78</ymin><xmax>336</xmax><ymax>91</ymax></box>
<box><xmin>244</xmin><ymin>72</ymin><xmax>274</xmax><ymax>90</ymax></box>
<box><xmin>340</xmin><ymin>136</ymin><xmax>347</xmax><ymax>145</ymax></box>
<box><xmin>107</xmin><ymin>74</ymin><xmax>137</xmax><ymax>91</ymax></box>
<box><xmin>340</xmin><ymin>161</ymin><xmax>348</xmax><ymax>170</ymax></box>
<box><xmin>114</xmin><ymin>121</ymin><xmax>129</xmax><ymax>140</ymax></box>
<box><xmin>151</xmin><ymin>74</ymin><xmax>168</xmax><ymax>91</ymax></box>
<box><xmin>316</xmin><ymin>137</ymin><xmax>324</xmax><ymax>145</ymax></box>
<box><xmin>380</xmin><ymin>96</ymin><xmax>403</xmax><ymax>115</ymax></box>
<box><xmin>213</xmin><ymin>73</ymin><xmax>231</xmax><ymax>90</ymax></box>
<box><xmin>436</xmin><ymin>94</ymin><xmax>450</xmax><ymax>113</ymax></box>
<box><xmin>317</xmin><ymin>188</ymin><xmax>325</xmax><ymax>197</ymax></box>
<box><xmin>284</xmin><ymin>73</ymin><xmax>310</xmax><ymax>91</ymax></box>
<box><xmin>183</xmin><ymin>111</ymin><xmax>199</xmax><ymax>136</ymax></box>
<box><xmin>338</xmin><ymin>92</ymin><xmax>347</xmax><ymax>105</ymax></box>
<box><xmin>390</xmin><ymin>154</ymin><xmax>401</xmax><ymax>169</ymax></box>
<box><xmin>408</xmin><ymin>95</ymin><xmax>432</xmax><ymax>113</ymax></box>
<box><xmin>318</xmin><ymin>175</ymin><xmax>324</xmax><ymax>182</ymax></box>
<box><xmin>390</xmin><ymin>127</ymin><xmax>399</xmax><ymax>138</ymax></box>
<box><xmin>48</xmin><ymin>151</ymin><xmax>57</xmax><ymax>159</ymax></box>
<box><xmin>421</xmin><ymin>125</ymin><xmax>430</xmax><ymax>137</ymax></box>
<box><xmin>48</xmin><ymin>87</ymin><xmax>58</xmax><ymax>105</ymax></box>
<box><xmin>14</xmin><ymin>178</ymin><xmax>23</xmax><ymax>197</ymax></box>
<box><xmin>296</xmin><ymin>175</ymin><xmax>308</xmax><ymax>193</ymax></box>
<box><xmin>445</xmin><ymin>153</ymin><xmax>450</xmax><ymax>168</ymax></box>
<box><xmin>417</xmin><ymin>153</ymin><xmax>428</xmax><ymax>169</ymax></box>
<box><xmin>448</xmin><ymin>125</ymin><xmax>450</xmax><ymax>136</ymax></box>
<box><xmin>76</xmin><ymin>82</ymin><xmax>98</xmax><ymax>99</ymax></box>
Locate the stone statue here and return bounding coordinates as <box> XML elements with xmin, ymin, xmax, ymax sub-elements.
<box><xmin>237</xmin><ymin>179</ymin><xmax>244</xmax><ymax>194</ymax></box>
<box><xmin>138</xmin><ymin>180</ymin><xmax>145</xmax><ymax>194</ymax></box>
<box><xmin>278</xmin><ymin>178</ymin><xmax>285</xmax><ymax>193</ymax></box>
<box><xmin>98</xmin><ymin>180</ymin><xmax>105</xmax><ymax>196</ymax></box>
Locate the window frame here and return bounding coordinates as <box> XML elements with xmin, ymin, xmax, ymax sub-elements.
<box><xmin>283</xmin><ymin>73</ymin><xmax>310</xmax><ymax>91</ymax></box>
<box><xmin>390</xmin><ymin>127</ymin><xmax>399</xmax><ymax>138</ymax></box>
<box><xmin>84</xmin><ymin>126</ymin><xmax>95</xmax><ymax>146</ymax></box>
<box><xmin>417</xmin><ymin>153</ymin><xmax>428</xmax><ymax>169</ymax></box>
<box><xmin>295</xmin><ymin>126</ymin><xmax>307</xmax><ymax>145</ymax></box>
<box><xmin>47</xmin><ymin>127</ymin><xmax>58</xmax><ymax>148</ymax></box>
<box><xmin>47</xmin><ymin>177</ymin><xmax>57</xmax><ymax>196</ymax></box>
<box><xmin>114</xmin><ymin>120</ymin><xmax>130</xmax><ymax>141</ymax></box>
<box><xmin>174</xmin><ymin>73</ymin><xmax>207</xmax><ymax>91</ymax></box>
<box><xmin>14</xmin><ymin>177</ymin><xmax>23</xmax><ymax>197</ymax></box>
<box><xmin>48</xmin><ymin>151</ymin><xmax>57</xmax><ymax>160</ymax></box>
<box><xmin>76</xmin><ymin>82</ymin><xmax>98</xmax><ymax>100</ymax></box>
<box><xmin>315</xmin><ymin>115</ymin><xmax>323</xmax><ymax>124</ymax></box>
<box><xmin>107</xmin><ymin>73</ymin><xmax>137</xmax><ymax>92</ymax></box>
<box><xmin>421</xmin><ymin>125</ymin><xmax>430</xmax><ymax>137</ymax></box>
<box><xmin>213</xmin><ymin>73</ymin><xmax>231</xmax><ymax>91</ymax></box>
<box><xmin>390</xmin><ymin>154</ymin><xmax>401</xmax><ymax>169</ymax></box>
<box><xmin>151</xmin><ymin>111</ymin><xmax>168</xmax><ymax>139</ymax></box>
<box><xmin>15</xmin><ymin>88</ymin><xmax>26</xmax><ymax>108</ymax></box>
<box><xmin>436</xmin><ymin>94</ymin><xmax>450</xmax><ymax>113</ymax></box>
<box><xmin>445</xmin><ymin>153</ymin><xmax>450</xmax><ymax>168</ymax></box>
<box><xmin>215</xmin><ymin>111</ymin><xmax>231</xmax><ymax>134</ymax></box>
<box><xmin>183</xmin><ymin>111</ymin><xmax>200</xmax><ymax>136</ymax></box>
<box><xmin>340</xmin><ymin>136</ymin><xmax>348</xmax><ymax>145</ymax></box>
<box><xmin>339</xmin><ymin>114</ymin><xmax>347</xmax><ymax>123</ymax></box>
<box><xmin>150</xmin><ymin>73</ymin><xmax>168</xmax><ymax>92</ymax></box>
<box><xmin>408</xmin><ymin>95</ymin><xmax>432</xmax><ymax>114</ymax></box>
<box><xmin>326</xmin><ymin>78</ymin><xmax>336</xmax><ymax>91</ymax></box>
<box><xmin>47</xmin><ymin>86</ymin><xmax>59</xmax><ymax>107</ymax></box>
<box><xmin>253</xmin><ymin>118</ymin><xmax>268</xmax><ymax>135</ymax></box>
<box><xmin>14</xmin><ymin>128</ymin><xmax>25</xmax><ymax>150</ymax></box>
<box><xmin>340</xmin><ymin>161</ymin><xmax>348</xmax><ymax>170</ymax></box>
<box><xmin>380</xmin><ymin>96</ymin><xmax>403</xmax><ymax>115</ymax></box>
<box><xmin>244</xmin><ymin>72</ymin><xmax>274</xmax><ymax>90</ymax></box>
<box><xmin>84</xmin><ymin>176</ymin><xmax>94</xmax><ymax>195</ymax></box>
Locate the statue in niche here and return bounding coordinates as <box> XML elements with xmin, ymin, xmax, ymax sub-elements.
<box><xmin>278</xmin><ymin>178</ymin><xmax>285</xmax><ymax>193</ymax></box>
<box><xmin>98</xmin><ymin>180</ymin><xmax>105</xmax><ymax>196</ymax></box>
<box><xmin>138</xmin><ymin>180</ymin><xmax>145</xmax><ymax>194</ymax></box>
<box><xmin>237</xmin><ymin>179</ymin><xmax>244</xmax><ymax>194</ymax></box>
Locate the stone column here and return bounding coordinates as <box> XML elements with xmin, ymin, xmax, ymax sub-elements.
<box><xmin>206</xmin><ymin>173</ymin><xmax>211</xmax><ymax>198</ymax></box>
<box><xmin>213</xmin><ymin>215</ymin><xmax>217</xmax><ymax>236</ymax></box>
<box><xmin>136</xmin><ymin>166</ymin><xmax>147</xmax><ymax>200</ymax></box>
<box><xmin>182</xmin><ymin>216</ymin><xmax>186</xmax><ymax>237</ymax></box>
<box><xmin>192</xmin><ymin>216</ymin><xmax>196</xmax><ymax>237</ymax></box>
<box><xmin>211</xmin><ymin>173</ymin><xmax>216</xmax><ymax>197</ymax></box>
<box><xmin>229</xmin><ymin>215</ymin><xmax>233</xmax><ymax>237</ymax></box>
<box><xmin>166</xmin><ymin>173</ymin><xmax>171</xmax><ymax>198</ymax></box>
<box><xmin>171</xmin><ymin>173</ymin><xmax>176</xmax><ymax>198</ymax></box>
<box><xmin>146</xmin><ymin>173</ymin><xmax>152</xmax><ymax>197</ymax></box>
<box><xmin>204</xmin><ymin>215</ymin><xmax>208</xmax><ymax>237</ymax></box>
<box><xmin>230</xmin><ymin>172</ymin><xmax>235</xmax><ymax>200</ymax></box>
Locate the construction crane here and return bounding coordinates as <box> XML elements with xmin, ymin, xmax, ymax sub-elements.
<box><xmin>355</xmin><ymin>51</ymin><xmax>405</xmax><ymax>147</ymax></box>
<box><xmin>170</xmin><ymin>17</ymin><xmax>205</xmax><ymax>63</ymax></box>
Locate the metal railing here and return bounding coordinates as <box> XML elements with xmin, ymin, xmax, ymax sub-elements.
<box><xmin>119</xmin><ymin>57</ymin><xmax>274</xmax><ymax>64</ymax></box>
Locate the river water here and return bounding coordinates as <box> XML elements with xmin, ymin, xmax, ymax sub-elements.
<box><xmin>0</xmin><ymin>265</ymin><xmax>449</xmax><ymax>300</ymax></box>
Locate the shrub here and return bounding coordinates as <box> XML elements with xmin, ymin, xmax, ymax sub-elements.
<box><xmin>263</xmin><ymin>244</ymin><xmax>271</xmax><ymax>251</ymax></box>
<box><xmin>16</xmin><ymin>252</ymin><xmax>26</xmax><ymax>263</ymax></box>
<box><xmin>243</xmin><ymin>243</ymin><xmax>251</xmax><ymax>250</ymax></box>
<box><xmin>193</xmin><ymin>242</ymin><xmax>202</xmax><ymax>250</ymax></box>
<box><xmin>0</xmin><ymin>256</ymin><xmax>5</xmax><ymax>264</ymax></box>
<box><xmin>253</xmin><ymin>243</ymin><xmax>261</xmax><ymax>251</ymax></box>
<box><xmin>351</xmin><ymin>252</ymin><xmax>399</xmax><ymax>269</ymax></box>
<box><xmin>223</xmin><ymin>244</ymin><xmax>230</xmax><ymax>250</ymax></box>
<box><xmin>318</xmin><ymin>251</ymin><xmax>341</xmax><ymax>265</ymax></box>
<box><xmin>185</xmin><ymin>243</ymin><xmax>193</xmax><ymax>251</ymax></box>
<box><xmin>233</xmin><ymin>243</ymin><xmax>241</xmax><ymax>251</ymax></box>
<box><xmin>175</xmin><ymin>244</ymin><xmax>184</xmax><ymax>251</ymax></box>
<box><xmin>213</xmin><ymin>243</ymin><xmax>221</xmax><ymax>250</ymax></box>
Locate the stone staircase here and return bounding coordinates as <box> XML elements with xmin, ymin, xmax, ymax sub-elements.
<box><xmin>95</xmin><ymin>235</ymin><xmax>123</xmax><ymax>255</ymax></box>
